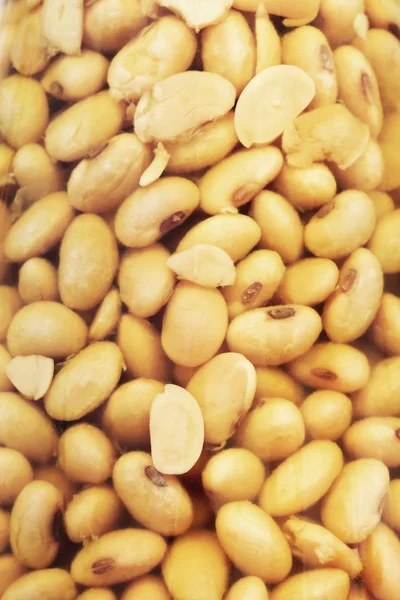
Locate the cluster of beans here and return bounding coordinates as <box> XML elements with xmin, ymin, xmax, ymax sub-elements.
<box><xmin>1</xmin><ymin>0</ymin><xmax>400</xmax><ymax>598</ymax></box>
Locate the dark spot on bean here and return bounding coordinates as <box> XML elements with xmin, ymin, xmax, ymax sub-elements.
<box><xmin>92</xmin><ymin>558</ymin><xmax>116</xmax><ymax>575</ymax></box>
<box><xmin>49</xmin><ymin>81</ymin><xmax>64</xmax><ymax>97</ymax></box>
<box><xmin>242</xmin><ymin>282</ymin><xmax>262</xmax><ymax>304</ymax></box>
<box><xmin>340</xmin><ymin>268</ymin><xmax>357</xmax><ymax>292</ymax></box>
<box><xmin>389</xmin><ymin>23</ymin><xmax>400</xmax><ymax>40</ymax></box>
<box><xmin>268</xmin><ymin>307</ymin><xmax>296</xmax><ymax>319</ymax></box>
<box><xmin>233</xmin><ymin>183</ymin><xmax>259</xmax><ymax>207</ymax></box>
<box><xmin>145</xmin><ymin>465</ymin><xmax>167</xmax><ymax>487</ymax></box>
<box><xmin>320</xmin><ymin>45</ymin><xmax>334</xmax><ymax>72</ymax></box>
<box><xmin>317</xmin><ymin>201</ymin><xmax>334</xmax><ymax>219</ymax></box>
<box><xmin>160</xmin><ymin>211</ymin><xmax>187</xmax><ymax>236</ymax></box>
<box><xmin>361</xmin><ymin>72</ymin><xmax>373</xmax><ymax>104</ymax></box>
<box><xmin>311</xmin><ymin>368</ymin><xmax>337</xmax><ymax>381</ymax></box>
<box><xmin>52</xmin><ymin>510</ymin><xmax>64</xmax><ymax>542</ymax></box>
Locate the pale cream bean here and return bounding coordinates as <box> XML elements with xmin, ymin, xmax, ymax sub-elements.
<box><xmin>12</xmin><ymin>144</ymin><xmax>64</xmax><ymax>207</ymax></box>
<box><xmin>369</xmin><ymin>208</ymin><xmax>400</xmax><ymax>272</ymax></box>
<box><xmin>226</xmin><ymin>577</ymin><xmax>269</xmax><ymax>600</ymax></box>
<box><xmin>115</xmin><ymin>176</ymin><xmax>199</xmax><ymax>248</ymax></box>
<box><xmin>282</xmin><ymin>26</ymin><xmax>337</xmax><ymax>109</ymax></box>
<box><xmin>0</xmin><ymin>508</ymin><xmax>10</xmax><ymax>553</ymax></box>
<box><xmin>233</xmin><ymin>0</ymin><xmax>320</xmax><ymax>24</ymax></box>
<box><xmin>134</xmin><ymin>71</ymin><xmax>236</xmax><ymax>144</ymax></box>
<box><xmin>11</xmin><ymin>7</ymin><xmax>48</xmax><ymax>76</ymax></box>
<box><xmin>162</xmin><ymin>282</ymin><xmax>228</xmax><ymax>368</ymax></box>
<box><xmin>0</xmin><ymin>286</ymin><xmax>22</xmax><ymax>342</ymax></box>
<box><xmin>344</xmin><ymin>417</ymin><xmax>400</xmax><ymax>466</ymax></box>
<box><xmin>227</xmin><ymin>305</ymin><xmax>322</xmax><ymax>367</ymax></box>
<box><xmin>0</xmin><ymin>24</ymin><xmax>17</xmax><ymax>81</ymax></box>
<box><xmin>68</xmin><ymin>133</ymin><xmax>152</xmax><ymax>214</ymax></box>
<box><xmin>64</xmin><ymin>485</ymin><xmax>124</xmax><ymax>544</ymax></box>
<box><xmin>199</xmin><ymin>146</ymin><xmax>283</xmax><ymax>215</ymax></box>
<box><xmin>270</xmin><ymin>569</ymin><xmax>350</xmax><ymax>600</ymax></box>
<box><xmin>102</xmin><ymin>378</ymin><xmax>164</xmax><ymax>450</ymax></box>
<box><xmin>45</xmin><ymin>342</ymin><xmax>123</xmax><ymax>421</ymax></box>
<box><xmin>330</xmin><ymin>138</ymin><xmax>384</xmax><ymax>192</ymax></box>
<box><xmin>167</xmin><ymin>244</ymin><xmax>235</xmax><ymax>288</ymax></box>
<box><xmin>41</xmin><ymin>50</ymin><xmax>109</xmax><ymax>102</ymax></box>
<box><xmin>45</xmin><ymin>92</ymin><xmax>124</xmax><ymax>162</ymax></box>
<box><xmin>323</xmin><ymin>248</ymin><xmax>383</xmax><ymax>343</ymax></box>
<box><xmin>318</xmin><ymin>0</ymin><xmax>365</xmax><ymax>47</ymax></box>
<box><xmin>353</xmin><ymin>356</ymin><xmax>400</xmax><ymax>417</ymax></box>
<box><xmin>163</xmin><ymin>529</ymin><xmax>229</xmax><ymax>600</ymax></box>
<box><xmin>360</xmin><ymin>522</ymin><xmax>400</xmax><ymax>600</ymax></box>
<box><xmin>254</xmin><ymin>366</ymin><xmax>306</xmax><ymax>405</ymax></box>
<box><xmin>283</xmin><ymin>104</ymin><xmax>370</xmax><ymax>170</ymax></box>
<box><xmin>304</xmin><ymin>190</ymin><xmax>376</xmax><ymax>260</ymax></box>
<box><xmin>259</xmin><ymin>440</ymin><xmax>343</xmax><ymax>517</ymax></box>
<box><xmin>5</xmin><ymin>355</ymin><xmax>54</xmax><ymax>401</ymax></box>
<box><xmin>58</xmin><ymin>424</ymin><xmax>116</xmax><ymax>484</ymax></box>
<box><xmin>34</xmin><ymin>465</ymin><xmax>77</xmax><ymax>507</ymax></box>
<box><xmin>370</xmin><ymin>293</ymin><xmax>400</xmax><ymax>355</ymax></box>
<box><xmin>71</xmin><ymin>528</ymin><xmax>166</xmax><ymax>587</ymax></box>
<box><xmin>369</xmin><ymin>190</ymin><xmax>395</xmax><ymax>220</ymax></box>
<box><xmin>300</xmin><ymin>390</ymin><xmax>352</xmax><ymax>441</ymax></box>
<box><xmin>233</xmin><ymin>398</ymin><xmax>305</xmax><ymax>462</ymax></box>
<box><xmin>0</xmin><ymin>344</ymin><xmax>13</xmax><ymax>393</ymax></box>
<box><xmin>7</xmin><ymin>301</ymin><xmax>87</xmax><ymax>359</ymax></box>
<box><xmin>117</xmin><ymin>314</ymin><xmax>171</xmax><ymax>381</ymax></box>
<box><xmin>383</xmin><ymin>479</ymin><xmax>400</xmax><ymax>533</ymax></box>
<box><xmin>0</xmin><ymin>392</ymin><xmax>58</xmax><ymax>464</ymax></box>
<box><xmin>166</xmin><ymin>112</ymin><xmax>238</xmax><ymax>174</ymax></box>
<box><xmin>41</xmin><ymin>0</ymin><xmax>83</xmax><ymax>55</ymax></box>
<box><xmin>122</xmin><ymin>576</ymin><xmax>170</xmax><ymax>600</ymax></box>
<box><xmin>278</xmin><ymin>258</ymin><xmax>339</xmax><ymax>307</ymax></box>
<box><xmin>379</xmin><ymin>113</ymin><xmax>400</xmax><ymax>191</ymax></box>
<box><xmin>2</xmin><ymin>568</ymin><xmax>75</xmax><ymax>600</ymax></box>
<box><xmin>234</xmin><ymin>65</ymin><xmax>316</xmax><ymax>148</ymax></box>
<box><xmin>18</xmin><ymin>258</ymin><xmax>58</xmax><ymax>303</ymax></box>
<box><xmin>348</xmin><ymin>584</ymin><xmax>374</xmax><ymax>600</ymax></box>
<box><xmin>288</xmin><ymin>342</ymin><xmax>370</xmax><ymax>393</ymax></box>
<box><xmin>113</xmin><ymin>451</ymin><xmax>193</xmax><ymax>535</ymax></box>
<box><xmin>273</xmin><ymin>162</ymin><xmax>337</xmax><ymax>212</ymax></box>
<box><xmin>216</xmin><ymin>501</ymin><xmax>292</xmax><ymax>583</ymax></box>
<box><xmin>282</xmin><ymin>516</ymin><xmax>362</xmax><ymax>576</ymax></box>
<box><xmin>201</xmin><ymin>9</ymin><xmax>255</xmax><ymax>95</ymax></box>
<box><xmin>0</xmin><ymin>448</ymin><xmax>33</xmax><ymax>506</ymax></box>
<box><xmin>255</xmin><ymin>5</ymin><xmax>280</xmax><ymax>72</ymax></box>
<box><xmin>158</xmin><ymin>0</ymin><xmax>233</xmax><ymax>29</ymax></box>
<box><xmin>89</xmin><ymin>288</ymin><xmax>122</xmax><ymax>343</ymax></box>
<box><xmin>223</xmin><ymin>250</ymin><xmax>285</xmax><ymax>319</ymax></box>
<box><xmin>0</xmin><ymin>554</ymin><xmax>26</xmax><ymax>599</ymax></box>
<box><xmin>177</xmin><ymin>214</ymin><xmax>261</xmax><ymax>263</ymax></box>
<box><xmin>334</xmin><ymin>45</ymin><xmax>383</xmax><ymax>137</ymax></box>
<box><xmin>321</xmin><ymin>458</ymin><xmax>389</xmax><ymax>543</ymax></box>
<box><xmin>202</xmin><ymin>448</ymin><xmax>265</xmax><ymax>508</ymax></box>
<box><xmin>251</xmin><ymin>191</ymin><xmax>303</xmax><ymax>264</ymax></box>
<box><xmin>78</xmin><ymin>590</ymin><xmax>117</xmax><ymax>600</ymax></box>
<box><xmin>118</xmin><ymin>244</ymin><xmax>175</xmax><ymax>318</ymax></box>
<box><xmin>108</xmin><ymin>16</ymin><xmax>196</xmax><ymax>101</ymax></box>
<box><xmin>187</xmin><ymin>353</ymin><xmax>256</xmax><ymax>449</ymax></box>
<box><xmin>83</xmin><ymin>0</ymin><xmax>147</xmax><ymax>53</ymax></box>
<box><xmin>354</xmin><ymin>29</ymin><xmax>400</xmax><ymax>113</ymax></box>
<box><xmin>5</xmin><ymin>192</ymin><xmax>74</xmax><ymax>263</ymax></box>
<box><xmin>10</xmin><ymin>480</ymin><xmax>63</xmax><ymax>569</ymax></box>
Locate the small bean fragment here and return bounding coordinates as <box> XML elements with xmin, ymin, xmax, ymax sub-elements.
<box><xmin>12</xmin><ymin>144</ymin><xmax>64</xmax><ymax>207</ymax></box>
<box><xmin>353</xmin><ymin>356</ymin><xmax>400</xmax><ymax>417</ymax></box>
<box><xmin>11</xmin><ymin>7</ymin><xmax>48</xmax><ymax>76</ymax></box>
<box><xmin>0</xmin><ymin>448</ymin><xmax>33</xmax><ymax>506</ymax></box>
<box><xmin>58</xmin><ymin>424</ymin><xmax>116</xmax><ymax>484</ymax></box>
<box><xmin>102</xmin><ymin>378</ymin><xmax>164</xmax><ymax>449</ymax></box>
<box><xmin>255</xmin><ymin>5</ymin><xmax>280</xmax><ymax>73</ymax></box>
<box><xmin>304</xmin><ymin>190</ymin><xmax>376</xmax><ymax>260</ymax></box>
<box><xmin>89</xmin><ymin>288</ymin><xmax>122</xmax><ymax>342</ymax></box>
<box><xmin>344</xmin><ymin>417</ymin><xmax>400</xmax><ymax>466</ymax></box>
<box><xmin>223</xmin><ymin>250</ymin><xmax>285</xmax><ymax>319</ymax></box>
<box><xmin>359</xmin><ymin>522</ymin><xmax>400</xmax><ymax>600</ymax></box>
<box><xmin>270</xmin><ymin>569</ymin><xmax>350</xmax><ymax>600</ymax></box>
<box><xmin>140</xmin><ymin>143</ymin><xmax>170</xmax><ymax>187</ymax></box>
<box><xmin>0</xmin><ymin>509</ymin><xmax>10</xmax><ymax>553</ymax></box>
<box><xmin>163</xmin><ymin>530</ymin><xmax>230</xmax><ymax>600</ymax></box>
<box><xmin>122</xmin><ymin>576</ymin><xmax>170</xmax><ymax>600</ymax></box>
<box><xmin>278</xmin><ymin>258</ymin><xmax>339</xmax><ymax>306</ymax></box>
<box><xmin>187</xmin><ymin>353</ymin><xmax>256</xmax><ymax>448</ymax></box>
<box><xmin>41</xmin><ymin>50</ymin><xmax>109</xmax><ymax>102</ymax></box>
<box><xmin>282</xmin><ymin>26</ymin><xmax>338</xmax><ymax>109</ymax></box>
<box><xmin>2</xmin><ymin>568</ymin><xmax>75</xmax><ymax>600</ymax></box>
<box><xmin>83</xmin><ymin>0</ymin><xmax>147</xmax><ymax>54</ymax></box>
<box><xmin>45</xmin><ymin>91</ymin><xmax>124</xmax><ymax>162</ymax></box>
<box><xmin>259</xmin><ymin>440</ymin><xmax>343</xmax><ymax>517</ymax></box>
<box><xmin>233</xmin><ymin>398</ymin><xmax>305</xmax><ymax>462</ymax></box>
<box><xmin>78</xmin><ymin>590</ymin><xmax>117</xmax><ymax>600</ymax></box>
<box><xmin>115</xmin><ymin>176</ymin><xmax>199</xmax><ymax>248</ymax></box>
<box><xmin>0</xmin><ymin>75</ymin><xmax>49</xmax><ymax>149</ymax></box>
<box><xmin>251</xmin><ymin>191</ymin><xmax>304</xmax><ymax>264</ymax></box>
<box><xmin>216</xmin><ymin>501</ymin><xmax>292</xmax><ymax>583</ymax></box>
<box><xmin>64</xmin><ymin>485</ymin><xmax>124</xmax><ymax>543</ymax></box>
<box><xmin>370</xmin><ymin>293</ymin><xmax>400</xmax><ymax>355</ymax></box>
<box><xmin>234</xmin><ymin>65</ymin><xmax>316</xmax><ymax>148</ymax></box>
<box><xmin>0</xmin><ymin>286</ymin><xmax>22</xmax><ymax>342</ymax></box>
<box><xmin>0</xmin><ymin>344</ymin><xmax>13</xmax><ymax>392</ymax></box>
<box><xmin>113</xmin><ymin>451</ymin><xmax>193</xmax><ymax>535</ymax></box>
<box><xmin>199</xmin><ymin>146</ymin><xmax>283</xmax><ymax>215</ymax></box>
<box><xmin>282</xmin><ymin>104</ymin><xmax>370</xmax><ymax>170</ymax></box>
<box><xmin>41</xmin><ymin>0</ymin><xmax>83</xmax><ymax>56</ymax></box>
<box><xmin>34</xmin><ymin>465</ymin><xmax>77</xmax><ymax>507</ymax></box>
<box><xmin>318</xmin><ymin>0</ymin><xmax>365</xmax><ymax>47</ymax></box>
<box><xmin>71</xmin><ymin>529</ymin><xmax>166</xmax><ymax>587</ymax></box>
<box><xmin>282</xmin><ymin>516</ymin><xmax>362</xmax><ymax>576</ymax></box>
<box><xmin>225</xmin><ymin>576</ymin><xmax>269</xmax><ymax>600</ymax></box>
<box><xmin>329</xmin><ymin>137</ymin><xmax>384</xmax><ymax>192</ymax></box>
<box><xmin>117</xmin><ymin>314</ymin><xmax>171</xmax><ymax>381</ymax></box>
<box><xmin>158</xmin><ymin>0</ymin><xmax>233</xmax><ymax>30</ymax></box>
<box><xmin>321</xmin><ymin>458</ymin><xmax>389</xmax><ymax>543</ymax></box>
<box><xmin>254</xmin><ymin>366</ymin><xmax>306</xmax><ymax>406</ymax></box>
<box><xmin>383</xmin><ymin>479</ymin><xmax>400</xmax><ymax>533</ymax></box>
<box><xmin>6</xmin><ymin>355</ymin><xmax>54</xmax><ymax>401</ymax></box>
<box><xmin>368</xmin><ymin>190</ymin><xmax>395</xmax><ymax>221</ymax></box>
<box><xmin>301</xmin><ymin>390</ymin><xmax>352</xmax><ymax>441</ymax></box>
<box><xmin>202</xmin><ymin>448</ymin><xmax>265</xmax><ymax>508</ymax></box>
<box><xmin>368</xmin><ymin>209</ymin><xmax>400</xmax><ymax>273</ymax></box>
<box><xmin>10</xmin><ymin>480</ymin><xmax>63</xmax><ymax>569</ymax></box>
<box><xmin>177</xmin><ymin>214</ymin><xmax>261</xmax><ymax>263</ymax></box>
<box><xmin>167</xmin><ymin>244</ymin><xmax>235</xmax><ymax>289</ymax></box>
<box><xmin>18</xmin><ymin>258</ymin><xmax>59</xmax><ymax>303</ymax></box>
<box><xmin>227</xmin><ymin>305</ymin><xmax>322</xmax><ymax>367</ymax></box>
<box><xmin>273</xmin><ymin>162</ymin><xmax>337</xmax><ymax>212</ymax></box>
<box><xmin>134</xmin><ymin>71</ymin><xmax>236</xmax><ymax>144</ymax></box>
<box><xmin>7</xmin><ymin>301</ymin><xmax>87</xmax><ymax>359</ymax></box>
<box><xmin>5</xmin><ymin>192</ymin><xmax>75</xmax><ymax>263</ymax></box>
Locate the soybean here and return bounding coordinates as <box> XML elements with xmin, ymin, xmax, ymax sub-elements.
<box><xmin>318</xmin><ymin>0</ymin><xmax>366</xmax><ymax>47</ymax></box>
<box><xmin>379</xmin><ymin>113</ymin><xmax>400</xmax><ymax>191</ymax></box>
<box><xmin>0</xmin><ymin>286</ymin><xmax>22</xmax><ymax>342</ymax></box>
<box><xmin>255</xmin><ymin>5</ymin><xmax>280</xmax><ymax>72</ymax></box>
<box><xmin>278</xmin><ymin>258</ymin><xmax>339</xmax><ymax>306</ymax></box>
<box><xmin>0</xmin><ymin>554</ymin><xmax>26</xmax><ymax>599</ymax></box>
<box><xmin>167</xmin><ymin>244</ymin><xmax>236</xmax><ymax>288</ymax></box>
<box><xmin>273</xmin><ymin>162</ymin><xmax>337</xmax><ymax>212</ymax></box>
<box><xmin>254</xmin><ymin>366</ymin><xmax>306</xmax><ymax>406</ymax></box>
<box><xmin>10</xmin><ymin>7</ymin><xmax>48</xmax><ymax>76</ymax></box>
<box><xmin>12</xmin><ymin>144</ymin><xmax>64</xmax><ymax>206</ymax></box>
<box><xmin>370</xmin><ymin>293</ymin><xmax>400</xmax><ymax>355</ymax></box>
<box><xmin>34</xmin><ymin>465</ymin><xmax>77</xmax><ymax>508</ymax></box>
<box><xmin>122</xmin><ymin>576</ymin><xmax>170</xmax><ymax>600</ymax></box>
<box><xmin>225</xmin><ymin>577</ymin><xmax>269</xmax><ymax>600</ymax></box>
<box><xmin>352</xmin><ymin>356</ymin><xmax>400</xmax><ymax>417</ymax></box>
<box><xmin>300</xmin><ymin>390</ymin><xmax>353</xmax><ymax>441</ymax></box>
<box><xmin>359</xmin><ymin>522</ymin><xmax>400</xmax><ymax>600</ymax></box>
<box><xmin>0</xmin><ymin>448</ymin><xmax>33</xmax><ymax>506</ymax></box>
<box><xmin>330</xmin><ymin>138</ymin><xmax>384</xmax><ymax>192</ymax></box>
<box><xmin>1</xmin><ymin>568</ymin><xmax>76</xmax><ymax>600</ymax></box>
<box><xmin>383</xmin><ymin>479</ymin><xmax>400</xmax><ymax>533</ymax></box>
<box><xmin>270</xmin><ymin>569</ymin><xmax>350</xmax><ymax>600</ymax></box>
<box><xmin>368</xmin><ymin>209</ymin><xmax>400</xmax><ymax>273</ymax></box>
<box><xmin>18</xmin><ymin>258</ymin><xmax>59</xmax><ymax>303</ymax></box>
<box><xmin>343</xmin><ymin>417</ymin><xmax>400</xmax><ymax>466</ymax></box>
<box><xmin>88</xmin><ymin>288</ymin><xmax>122</xmax><ymax>343</ymax></box>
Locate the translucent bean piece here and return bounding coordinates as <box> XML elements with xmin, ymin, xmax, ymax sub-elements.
<box><xmin>167</xmin><ymin>244</ymin><xmax>236</xmax><ymax>288</ymax></box>
<box><xmin>5</xmin><ymin>355</ymin><xmax>54</xmax><ymax>401</ymax></box>
<box><xmin>157</xmin><ymin>0</ymin><xmax>233</xmax><ymax>30</ymax></box>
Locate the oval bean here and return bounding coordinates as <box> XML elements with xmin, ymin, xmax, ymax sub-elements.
<box><xmin>34</xmin><ymin>465</ymin><xmax>77</xmax><ymax>507</ymax></box>
<box><xmin>368</xmin><ymin>209</ymin><xmax>400</xmax><ymax>273</ymax></box>
<box><xmin>352</xmin><ymin>356</ymin><xmax>400</xmax><ymax>416</ymax></box>
<box><xmin>255</xmin><ymin>5</ymin><xmax>280</xmax><ymax>72</ymax></box>
<box><xmin>318</xmin><ymin>0</ymin><xmax>365</xmax><ymax>47</ymax></box>
<box><xmin>2</xmin><ymin>568</ymin><xmax>75</xmax><ymax>600</ymax></box>
<box><xmin>344</xmin><ymin>417</ymin><xmax>400</xmax><ymax>466</ymax></box>
<box><xmin>379</xmin><ymin>112</ymin><xmax>400</xmax><ymax>191</ymax></box>
<box><xmin>11</xmin><ymin>7</ymin><xmax>48</xmax><ymax>76</ymax></box>
<box><xmin>0</xmin><ymin>286</ymin><xmax>22</xmax><ymax>342</ymax></box>
<box><xmin>78</xmin><ymin>590</ymin><xmax>117</xmax><ymax>600</ymax></box>
<box><xmin>0</xmin><ymin>554</ymin><xmax>26</xmax><ymax>598</ymax></box>
<box><xmin>122</xmin><ymin>576</ymin><xmax>170</xmax><ymax>600</ymax></box>
<box><xmin>383</xmin><ymin>479</ymin><xmax>400</xmax><ymax>533</ymax></box>
<box><xmin>359</xmin><ymin>522</ymin><xmax>400</xmax><ymax>600</ymax></box>
<box><xmin>278</xmin><ymin>258</ymin><xmax>339</xmax><ymax>306</ymax></box>
<box><xmin>270</xmin><ymin>569</ymin><xmax>349</xmax><ymax>600</ymax></box>
<box><xmin>0</xmin><ymin>448</ymin><xmax>33</xmax><ymax>506</ymax></box>
<box><xmin>18</xmin><ymin>258</ymin><xmax>58</xmax><ymax>303</ymax></box>
<box><xmin>368</xmin><ymin>190</ymin><xmax>395</xmax><ymax>221</ymax></box>
<box><xmin>300</xmin><ymin>390</ymin><xmax>352</xmax><ymax>441</ymax></box>
<box><xmin>273</xmin><ymin>162</ymin><xmax>337</xmax><ymax>211</ymax></box>
<box><xmin>12</xmin><ymin>144</ymin><xmax>64</xmax><ymax>206</ymax></box>
<box><xmin>254</xmin><ymin>366</ymin><xmax>306</xmax><ymax>405</ymax></box>
<box><xmin>330</xmin><ymin>138</ymin><xmax>384</xmax><ymax>192</ymax></box>
<box><xmin>225</xmin><ymin>577</ymin><xmax>269</xmax><ymax>600</ymax></box>
<box><xmin>370</xmin><ymin>293</ymin><xmax>400</xmax><ymax>355</ymax></box>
